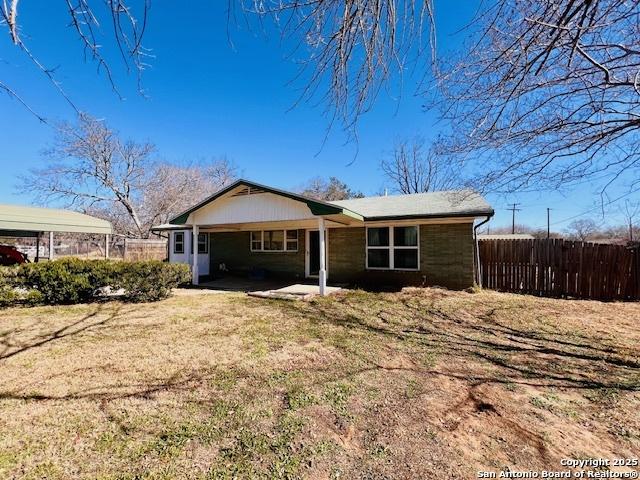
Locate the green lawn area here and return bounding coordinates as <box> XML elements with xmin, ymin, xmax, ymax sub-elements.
<box><xmin>1</xmin><ymin>288</ymin><xmax>639</xmax><ymax>479</ymax></box>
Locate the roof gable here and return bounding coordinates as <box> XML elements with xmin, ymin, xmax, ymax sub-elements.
<box><xmin>170</xmin><ymin>179</ymin><xmax>362</xmax><ymax>224</ymax></box>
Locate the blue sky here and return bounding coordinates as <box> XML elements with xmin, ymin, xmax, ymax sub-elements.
<box><xmin>0</xmin><ymin>1</ymin><xmax>636</xmax><ymax>232</ymax></box>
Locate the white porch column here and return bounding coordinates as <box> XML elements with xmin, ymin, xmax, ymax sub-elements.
<box><xmin>48</xmin><ymin>232</ymin><xmax>54</xmax><ymax>260</ymax></box>
<box><xmin>105</xmin><ymin>234</ymin><xmax>110</xmax><ymax>259</ymax></box>
<box><xmin>191</xmin><ymin>225</ymin><xmax>199</xmax><ymax>285</ymax></box>
<box><xmin>318</xmin><ymin>217</ymin><xmax>326</xmax><ymax>296</ymax></box>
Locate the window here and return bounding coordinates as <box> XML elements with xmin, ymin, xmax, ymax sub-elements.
<box><xmin>173</xmin><ymin>232</ymin><xmax>184</xmax><ymax>254</ymax></box>
<box><xmin>286</xmin><ymin>230</ymin><xmax>298</xmax><ymax>251</ymax></box>
<box><xmin>366</xmin><ymin>226</ymin><xmax>419</xmax><ymax>270</ymax></box>
<box><xmin>197</xmin><ymin>233</ymin><xmax>208</xmax><ymax>254</ymax></box>
<box><xmin>264</xmin><ymin>230</ymin><xmax>284</xmax><ymax>251</ymax></box>
<box><xmin>367</xmin><ymin>227</ymin><xmax>390</xmax><ymax>268</ymax></box>
<box><xmin>251</xmin><ymin>231</ymin><xmax>262</xmax><ymax>251</ymax></box>
<box><xmin>250</xmin><ymin>230</ymin><xmax>298</xmax><ymax>252</ymax></box>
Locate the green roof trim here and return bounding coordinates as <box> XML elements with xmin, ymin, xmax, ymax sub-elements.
<box><xmin>169</xmin><ymin>179</ymin><xmax>363</xmax><ymax>224</ymax></box>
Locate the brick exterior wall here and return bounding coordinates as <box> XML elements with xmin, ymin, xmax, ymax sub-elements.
<box><xmin>419</xmin><ymin>223</ymin><xmax>475</xmax><ymax>289</ymax></box>
<box><xmin>208</xmin><ymin>223</ymin><xmax>475</xmax><ymax>289</ymax></box>
<box><xmin>327</xmin><ymin>223</ymin><xmax>475</xmax><ymax>289</ymax></box>
<box><xmin>209</xmin><ymin>230</ymin><xmax>305</xmax><ymax>279</ymax></box>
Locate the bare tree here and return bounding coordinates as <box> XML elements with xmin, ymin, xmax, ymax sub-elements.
<box><xmin>620</xmin><ymin>199</ymin><xmax>640</xmax><ymax>242</ymax></box>
<box><xmin>22</xmin><ymin>114</ymin><xmax>153</xmax><ymax>236</ymax></box>
<box><xmin>299</xmin><ymin>176</ymin><xmax>363</xmax><ymax>201</ymax></box>
<box><xmin>381</xmin><ymin>137</ymin><xmax>462</xmax><ymax>194</ymax></box>
<box><xmin>142</xmin><ymin>158</ymin><xmax>237</xmax><ymax>228</ymax></box>
<box><xmin>435</xmin><ymin>0</ymin><xmax>640</xmax><ymax>195</ymax></box>
<box><xmin>6</xmin><ymin>0</ymin><xmax>639</xmax><ymax>202</ymax></box>
<box><xmin>20</xmin><ymin>114</ymin><xmax>237</xmax><ymax>237</ymax></box>
<box><xmin>564</xmin><ymin>219</ymin><xmax>600</xmax><ymax>242</ymax></box>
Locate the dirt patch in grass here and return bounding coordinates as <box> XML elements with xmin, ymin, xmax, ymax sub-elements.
<box><xmin>0</xmin><ymin>288</ymin><xmax>639</xmax><ymax>478</ymax></box>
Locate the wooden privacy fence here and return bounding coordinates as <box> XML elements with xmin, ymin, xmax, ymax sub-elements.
<box><xmin>123</xmin><ymin>238</ymin><xmax>168</xmax><ymax>261</ymax></box>
<box><xmin>478</xmin><ymin>239</ymin><xmax>639</xmax><ymax>301</ymax></box>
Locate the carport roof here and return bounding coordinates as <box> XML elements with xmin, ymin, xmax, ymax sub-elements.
<box><xmin>0</xmin><ymin>204</ymin><xmax>113</xmax><ymax>235</ymax></box>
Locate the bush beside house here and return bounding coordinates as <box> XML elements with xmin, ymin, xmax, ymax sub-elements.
<box><xmin>0</xmin><ymin>258</ymin><xmax>190</xmax><ymax>307</ymax></box>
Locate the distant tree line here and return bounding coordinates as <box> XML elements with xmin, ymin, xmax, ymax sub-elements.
<box><xmin>486</xmin><ymin>214</ymin><xmax>640</xmax><ymax>244</ymax></box>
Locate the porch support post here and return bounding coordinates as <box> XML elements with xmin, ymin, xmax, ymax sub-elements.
<box><xmin>48</xmin><ymin>231</ymin><xmax>54</xmax><ymax>261</ymax></box>
<box><xmin>35</xmin><ymin>233</ymin><xmax>40</xmax><ymax>262</ymax></box>
<box><xmin>192</xmin><ymin>225</ymin><xmax>199</xmax><ymax>285</ymax></box>
<box><xmin>318</xmin><ymin>217</ymin><xmax>326</xmax><ymax>296</ymax></box>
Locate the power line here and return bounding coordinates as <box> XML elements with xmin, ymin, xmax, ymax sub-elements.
<box><xmin>506</xmin><ymin>203</ymin><xmax>521</xmax><ymax>234</ymax></box>
<box><xmin>534</xmin><ymin>187</ymin><xmax>640</xmax><ymax>230</ymax></box>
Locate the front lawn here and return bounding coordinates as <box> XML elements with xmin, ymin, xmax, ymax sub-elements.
<box><xmin>1</xmin><ymin>288</ymin><xmax>639</xmax><ymax>479</ymax></box>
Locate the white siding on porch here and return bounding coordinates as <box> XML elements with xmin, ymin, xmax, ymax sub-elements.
<box><xmin>187</xmin><ymin>192</ymin><xmax>315</xmax><ymax>225</ymax></box>
<box><xmin>168</xmin><ymin>230</ymin><xmax>209</xmax><ymax>276</ymax></box>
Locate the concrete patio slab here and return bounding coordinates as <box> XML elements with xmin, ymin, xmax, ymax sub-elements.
<box><xmin>248</xmin><ymin>283</ymin><xmax>342</xmax><ymax>300</ymax></box>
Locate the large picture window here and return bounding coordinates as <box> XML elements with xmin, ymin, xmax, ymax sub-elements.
<box><xmin>366</xmin><ymin>226</ymin><xmax>419</xmax><ymax>270</ymax></box>
<box><xmin>250</xmin><ymin>230</ymin><xmax>298</xmax><ymax>252</ymax></box>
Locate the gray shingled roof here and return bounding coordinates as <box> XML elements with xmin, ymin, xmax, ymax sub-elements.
<box><xmin>329</xmin><ymin>190</ymin><xmax>493</xmax><ymax>220</ymax></box>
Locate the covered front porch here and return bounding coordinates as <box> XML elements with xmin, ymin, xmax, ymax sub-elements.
<box><xmin>152</xmin><ymin>180</ymin><xmax>364</xmax><ymax>296</ymax></box>
<box><xmin>182</xmin><ymin>217</ymin><xmax>343</xmax><ymax>296</ymax></box>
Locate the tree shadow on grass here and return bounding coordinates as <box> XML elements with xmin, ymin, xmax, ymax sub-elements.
<box><xmin>284</xmin><ymin>292</ymin><xmax>640</xmax><ymax>393</ymax></box>
<box><xmin>0</xmin><ymin>303</ymin><xmax>129</xmax><ymax>361</ymax></box>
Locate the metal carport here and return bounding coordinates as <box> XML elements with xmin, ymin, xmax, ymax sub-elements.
<box><xmin>0</xmin><ymin>204</ymin><xmax>113</xmax><ymax>261</ymax></box>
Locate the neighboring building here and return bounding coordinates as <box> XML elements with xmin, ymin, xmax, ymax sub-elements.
<box><xmin>152</xmin><ymin>179</ymin><xmax>494</xmax><ymax>294</ymax></box>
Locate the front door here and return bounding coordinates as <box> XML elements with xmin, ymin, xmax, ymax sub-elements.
<box><xmin>309</xmin><ymin>230</ymin><xmax>320</xmax><ymax>277</ymax></box>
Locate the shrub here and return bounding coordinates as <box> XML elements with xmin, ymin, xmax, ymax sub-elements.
<box><xmin>0</xmin><ymin>258</ymin><xmax>191</xmax><ymax>307</ymax></box>
<box><xmin>19</xmin><ymin>258</ymin><xmax>95</xmax><ymax>304</ymax></box>
<box><xmin>0</xmin><ymin>266</ymin><xmax>43</xmax><ymax>307</ymax></box>
<box><xmin>118</xmin><ymin>261</ymin><xmax>191</xmax><ymax>302</ymax></box>
<box><xmin>0</xmin><ymin>267</ymin><xmax>19</xmax><ymax>307</ymax></box>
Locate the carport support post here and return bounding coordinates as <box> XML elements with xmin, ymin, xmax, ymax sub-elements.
<box><xmin>191</xmin><ymin>225</ymin><xmax>199</xmax><ymax>285</ymax></box>
<box><xmin>48</xmin><ymin>232</ymin><xmax>54</xmax><ymax>260</ymax></box>
<box><xmin>318</xmin><ymin>217</ymin><xmax>326</xmax><ymax>296</ymax></box>
<box><xmin>105</xmin><ymin>234</ymin><xmax>110</xmax><ymax>259</ymax></box>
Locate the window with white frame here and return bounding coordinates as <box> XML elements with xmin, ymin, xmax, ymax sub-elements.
<box><xmin>250</xmin><ymin>230</ymin><xmax>298</xmax><ymax>252</ymax></box>
<box><xmin>173</xmin><ymin>232</ymin><xmax>184</xmax><ymax>254</ymax></box>
<box><xmin>197</xmin><ymin>233</ymin><xmax>208</xmax><ymax>254</ymax></box>
<box><xmin>366</xmin><ymin>226</ymin><xmax>419</xmax><ymax>270</ymax></box>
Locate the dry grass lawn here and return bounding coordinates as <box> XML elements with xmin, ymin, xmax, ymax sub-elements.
<box><xmin>0</xmin><ymin>287</ymin><xmax>639</xmax><ymax>479</ymax></box>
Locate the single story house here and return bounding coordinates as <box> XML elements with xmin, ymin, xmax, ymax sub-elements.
<box><xmin>152</xmin><ymin>179</ymin><xmax>494</xmax><ymax>294</ymax></box>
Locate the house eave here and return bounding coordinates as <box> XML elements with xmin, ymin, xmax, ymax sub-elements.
<box><xmin>362</xmin><ymin>210</ymin><xmax>495</xmax><ymax>222</ymax></box>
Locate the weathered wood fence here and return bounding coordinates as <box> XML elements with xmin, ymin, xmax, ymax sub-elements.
<box><xmin>123</xmin><ymin>238</ymin><xmax>168</xmax><ymax>261</ymax></box>
<box><xmin>478</xmin><ymin>239</ymin><xmax>639</xmax><ymax>301</ymax></box>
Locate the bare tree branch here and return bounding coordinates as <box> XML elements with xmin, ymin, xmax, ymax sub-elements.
<box><xmin>238</xmin><ymin>0</ymin><xmax>436</xmax><ymax>133</ymax></box>
<box><xmin>381</xmin><ymin>136</ymin><xmax>465</xmax><ymax>194</ymax></box>
<box><xmin>433</xmin><ymin>0</ymin><xmax>640</xmax><ymax>196</ymax></box>
<box><xmin>0</xmin><ymin>0</ymin><xmax>150</xmax><ymax>118</ymax></box>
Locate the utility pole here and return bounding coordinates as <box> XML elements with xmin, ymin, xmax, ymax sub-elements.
<box><xmin>506</xmin><ymin>203</ymin><xmax>521</xmax><ymax>234</ymax></box>
<box><xmin>546</xmin><ymin>208</ymin><xmax>552</xmax><ymax>239</ymax></box>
